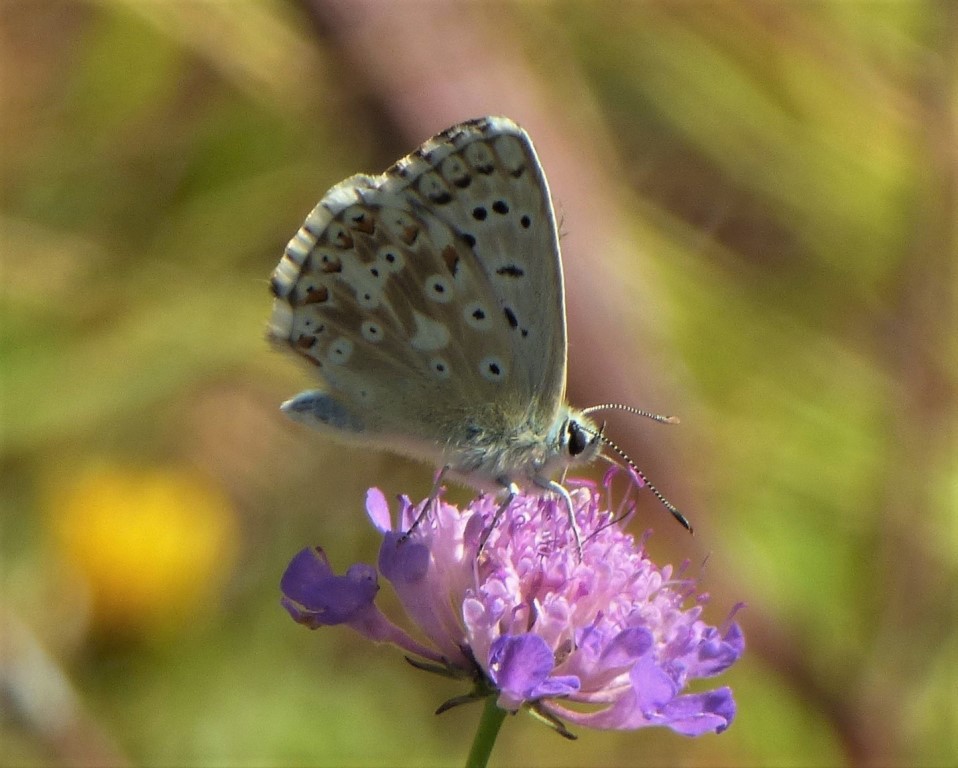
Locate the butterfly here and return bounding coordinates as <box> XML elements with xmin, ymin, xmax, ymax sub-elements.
<box><xmin>268</xmin><ymin>116</ymin><xmax>690</xmax><ymax>546</ymax></box>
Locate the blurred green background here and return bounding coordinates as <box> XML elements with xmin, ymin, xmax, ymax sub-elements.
<box><xmin>2</xmin><ymin>1</ymin><xmax>955</xmax><ymax>766</ymax></box>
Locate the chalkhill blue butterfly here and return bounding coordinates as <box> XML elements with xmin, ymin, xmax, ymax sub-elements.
<box><xmin>268</xmin><ymin>116</ymin><xmax>690</xmax><ymax>545</ymax></box>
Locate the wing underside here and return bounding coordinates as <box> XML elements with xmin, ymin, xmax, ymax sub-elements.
<box><xmin>269</xmin><ymin>116</ymin><xmax>568</xmax><ymax>445</ymax></box>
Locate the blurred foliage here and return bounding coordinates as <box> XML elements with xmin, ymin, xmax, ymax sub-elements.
<box><xmin>1</xmin><ymin>1</ymin><xmax>955</xmax><ymax>767</ymax></box>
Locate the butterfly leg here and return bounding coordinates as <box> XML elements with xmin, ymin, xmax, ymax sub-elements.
<box><xmin>403</xmin><ymin>464</ymin><xmax>451</xmax><ymax>539</ymax></box>
<box><xmin>477</xmin><ymin>481</ymin><xmax>520</xmax><ymax>554</ymax></box>
<box><xmin>537</xmin><ymin>478</ymin><xmax>583</xmax><ymax>558</ymax></box>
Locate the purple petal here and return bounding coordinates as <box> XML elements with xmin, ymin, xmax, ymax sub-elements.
<box><xmin>631</xmin><ymin>654</ymin><xmax>678</xmax><ymax>713</ymax></box>
<box><xmin>599</xmin><ymin>627</ymin><xmax>654</xmax><ymax>668</ymax></box>
<box><xmin>280</xmin><ymin>548</ymin><xmax>379</xmax><ymax>626</ymax></box>
<box><xmin>365</xmin><ymin>488</ymin><xmax>392</xmax><ymax>532</ymax></box>
<box><xmin>703</xmin><ymin>622</ymin><xmax>745</xmax><ymax>673</ymax></box>
<box><xmin>602</xmin><ymin>465</ymin><xmax>620</xmax><ymax>490</ymax></box>
<box><xmin>627</xmin><ymin>466</ymin><xmax>646</xmax><ymax>489</ymax></box>
<box><xmin>489</xmin><ymin>634</ymin><xmax>552</xmax><ymax>694</ymax></box>
<box><xmin>660</xmin><ymin>688</ymin><xmax>737</xmax><ymax>735</ymax></box>
<box><xmin>463</xmin><ymin>511</ymin><xmax>486</xmax><ymax>550</ymax></box>
<box><xmin>488</xmin><ymin>634</ymin><xmax>580</xmax><ymax>706</ymax></box>
<box><xmin>397</xmin><ymin>495</ymin><xmax>419</xmax><ymax>531</ymax></box>
<box><xmin>378</xmin><ymin>531</ymin><xmax>430</xmax><ymax>584</ymax></box>
<box><xmin>533</xmin><ymin>675</ymin><xmax>581</xmax><ymax>698</ymax></box>
<box><xmin>281</xmin><ymin>547</ymin><xmax>333</xmax><ymax>595</ymax></box>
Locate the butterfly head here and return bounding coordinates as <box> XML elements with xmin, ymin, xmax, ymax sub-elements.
<box><xmin>554</xmin><ymin>409</ymin><xmax>604</xmax><ymax>471</ymax></box>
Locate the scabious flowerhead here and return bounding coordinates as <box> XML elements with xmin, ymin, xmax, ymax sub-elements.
<box><xmin>281</xmin><ymin>469</ymin><xmax>743</xmax><ymax>737</ymax></box>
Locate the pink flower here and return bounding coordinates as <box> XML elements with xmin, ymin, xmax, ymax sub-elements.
<box><xmin>281</xmin><ymin>470</ymin><xmax>743</xmax><ymax>737</ymax></box>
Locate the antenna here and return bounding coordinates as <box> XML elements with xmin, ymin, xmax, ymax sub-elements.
<box><xmin>581</xmin><ymin>403</ymin><xmax>680</xmax><ymax>425</ymax></box>
<box><xmin>580</xmin><ymin>421</ymin><xmax>694</xmax><ymax>534</ymax></box>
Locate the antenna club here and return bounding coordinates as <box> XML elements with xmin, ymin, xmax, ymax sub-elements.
<box><xmin>578</xmin><ymin>423</ymin><xmax>694</xmax><ymax>534</ymax></box>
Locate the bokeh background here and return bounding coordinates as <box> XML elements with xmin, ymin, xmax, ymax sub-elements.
<box><xmin>2</xmin><ymin>1</ymin><xmax>955</xmax><ymax>766</ymax></box>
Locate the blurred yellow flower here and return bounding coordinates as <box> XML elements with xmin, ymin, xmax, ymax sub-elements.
<box><xmin>49</xmin><ymin>464</ymin><xmax>238</xmax><ymax>638</ymax></box>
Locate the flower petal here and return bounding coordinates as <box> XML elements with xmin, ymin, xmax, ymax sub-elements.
<box><xmin>365</xmin><ymin>488</ymin><xmax>392</xmax><ymax>532</ymax></box>
<box><xmin>631</xmin><ymin>654</ymin><xmax>679</xmax><ymax>714</ymax></box>
<box><xmin>659</xmin><ymin>687</ymin><xmax>737</xmax><ymax>735</ymax></box>
<box><xmin>693</xmin><ymin>622</ymin><xmax>745</xmax><ymax>677</ymax></box>
<box><xmin>280</xmin><ymin>547</ymin><xmax>378</xmax><ymax>626</ymax></box>
<box><xmin>378</xmin><ymin>532</ymin><xmax>430</xmax><ymax>584</ymax></box>
<box><xmin>489</xmin><ymin>634</ymin><xmax>580</xmax><ymax>710</ymax></box>
<box><xmin>600</xmin><ymin>627</ymin><xmax>654</xmax><ymax>669</ymax></box>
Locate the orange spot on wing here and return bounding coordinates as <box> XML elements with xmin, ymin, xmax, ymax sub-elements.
<box><xmin>351</xmin><ymin>213</ymin><xmax>375</xmax><ymax>235</ymax></box>
<box><xmin>303</xmin><ymin>286</ymin><xmax>329</xmax><ymax>304</ymax></box>
<box><xmin>442</xmin><ymin>245</ymin><xmax>460</xmax><ymax>275</ymax></box>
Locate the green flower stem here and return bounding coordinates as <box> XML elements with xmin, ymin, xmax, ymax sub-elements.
<box><xmin>465</xmin><ymin>695</ymin><xmax>507</xmax><ymax>768</ymax></box>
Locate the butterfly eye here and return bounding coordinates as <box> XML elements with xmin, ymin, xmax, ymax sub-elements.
<box><xmin>567</xmin><ymin>421</ymin><xmax>591</xmax><ymax>457</ymax></box>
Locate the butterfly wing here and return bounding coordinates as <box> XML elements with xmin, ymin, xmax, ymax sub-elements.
<box><xmin>395</xmin><ymin>117</ymin><xmax>569</xmax><ymax>421</ymax></box>
<box><xmin>269</xmin><ymin>117</ymin><xmax>567</xmax><ymax>456</ymax></box>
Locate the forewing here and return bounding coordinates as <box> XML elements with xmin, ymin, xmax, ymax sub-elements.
<box><xmin>391</xmin><ymin>117</ymin><xmax>568</xmax><ymax>421</ymax></box>
<box><xmin>269</xmin><ymin>117</ymin><xmax>567</xmax><ymax>443</ymax></box>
